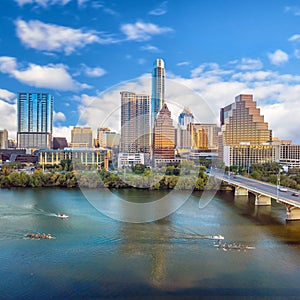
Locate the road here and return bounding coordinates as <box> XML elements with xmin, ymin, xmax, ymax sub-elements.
<box><xmin>211</xmin><ymin>171</ymin><xmax>300</xmax><ymax>208</ymax></box>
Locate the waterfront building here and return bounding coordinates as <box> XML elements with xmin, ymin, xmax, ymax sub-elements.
<box><xmin>223</xmin><ymin>144</ymin><xmax>275</xmax><ymax>169</ymax></box>
<box><xmin>0</xmin><ymin>129</ymin><xmax>8</xmax><ymax>149</ymax></box>
<box><xmin>17</xmin><ymin>92</ymin><xmax>53</xmax><ymax>149</ymax></box>
<box><xmin>220</xmin><ymin>94</ymin><xmax>272</xmax><ymax>146</ymax></box>
<box><xmin>120</xmin><ymin>91</ymin><xmax>150</xmax><ymax>154</ymax></box>
<box><xmin>220</xmin><ymin>94</ymin><xmax>273</xmax><ymax>167</ymax></box>
<box><xmin>52</xmin><ymin>137</ymin><xmax>68</xmax><ymax>150</ymax></box>
<box><xmin>153</xmin><ymin>103</ymin><xmax>175</xmax><ymax>161</ymax></box>
<box><xmin>38</xmin><ymin>148</ymin><xmax>110</xmax><ymax>170</ymax></box>
<box><xmin>71</xmin><ymin>127</ymin><xmax>93</xmax><ymax>148</ymax></box>
<box><xmin>151</xmin><ymin>58</ymin><xmax>165</xmax><ymax>129</ymax></box>
<box><xmin>118</xmin><ymin>153</ymin><xmax>146</xmax><ymax>168</ymax></box>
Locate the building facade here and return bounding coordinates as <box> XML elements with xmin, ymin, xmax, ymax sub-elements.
<box><xmin>190</xmin><ymin>123</ymin><xmax>218</xmax><ymax>150</ymax></box>
<box><xmin>120</xmin><ymin>91</ymin><xmax>150</xmax><ymax>154</ymax></box>
<box><xmin>151</xmin><ymin>58</ymin><xmax>165</xmax><ymax>129</ymax></box>
<box><xmin>71</xmin><ymin>127</ymin><xmax>93</xmax><ymax>148</ymax></box>
<box><xmin>97</xmin><ymin>127</ymin><xmax>120</xmax><ymax>148</ymax></box>
<box><xmin>153</xmin><ymin>103</ymin><xmax>175</xmax><ymax>160</ymax></box>
<box><xmin>17</xmin><ymin>92</ymin><xmax>53</xmax><ymax>149</ymax></box>
<box><xmin>176</xmin><ymin>108</ymin><xmax>194</xmax><ymax>150</ymax></box>
<box><xmin>52</xmin><ymin>137</ymin><xmax>68</xmax><ymax>150</ymax></box>
<box><xmin>220</xmin><ymin>94</ymin><xmax>273</xmax><ymax>167</ymax></box>
<box><xmin>0</xmin><ymin>129</ymin><xmax>8</xmax><ymax>149</ymax></box>
<box><xmin>39</xmin><ymin>148</ymin><xmax>110</xmax><ymax>170</ymax></box>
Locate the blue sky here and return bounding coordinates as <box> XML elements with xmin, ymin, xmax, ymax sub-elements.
<box><xmin>1</xmin><ymin>0</ymin><xmax>300</xmax><ymax>142</ymax></box>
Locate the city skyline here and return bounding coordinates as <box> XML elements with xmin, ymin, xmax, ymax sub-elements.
<box><xmin>1</xmin><ymin>1</ymin><xmax>300</xmax><ymax>142</ymax></box>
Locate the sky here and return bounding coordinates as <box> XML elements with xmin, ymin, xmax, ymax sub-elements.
<box><xmin>1</xmin><ymin>0</ymin><xmax>300</xmax><ymax>142</ymax></box>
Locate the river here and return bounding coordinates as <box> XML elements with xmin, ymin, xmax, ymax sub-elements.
<box><xmin>1</xmin><ymin>188</ymin><xmax>300</xmax><ymax>299</ymax></box>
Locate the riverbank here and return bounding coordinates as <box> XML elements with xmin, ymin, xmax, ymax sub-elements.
<box><xmin>0</xmin><ymin>169</ymin><xmax>230</xmax><ymax>191</ymax></box>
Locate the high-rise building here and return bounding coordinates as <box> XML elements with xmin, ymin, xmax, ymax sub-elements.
<box><xmin>176</xmin><ymin>108</ymin><xmax>194</xmax><ymax>149</ymax></box>
<box><xmin>97</xmin><ymin>128</ymin><xmax>120</xmax><ymax>149</ymax></box>
<box><xmin>190</xmin><ymin>123</ymin><xmax>218</xmax><ymax>150</ymax></box>
<box><xmin>151</xmin><ymin>58</ymin><xmax>165</xmax><ymax>129</ymax></box>
<box><xmin>153</xmin><ymin>103</ymin><xmax>175</xmax><ymax>159</ymax></box>
<box><xmin>17</xmin><ymin>92</ymin><xmax>53</xmax><ymax>149</ymax></box>
<box><xmin>0</xmin><ymin>129</ymin><xmax>8</xmax><ymax>149</ymax></box>
<box><xmin>220</xmin><ymin>94</ymin><xmax>272</xmax><ymax>146</ymax></box>
<box><xmin>220</xmin><ymin>94</ymin><xmax>273</xmax><ymax>167</ymax></box>
<box><xmin>70</xmin><ymin>127</ymin><xmax>93</xmax><ymax>148</ymax></box>
<box><xmin>120</xmin><ymin>91</ymin><xmax>150</xmax><ymax>154</ymax></box>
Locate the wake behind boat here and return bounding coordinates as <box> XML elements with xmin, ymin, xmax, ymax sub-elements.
<box><xmin>56</xmin><ymin>213</ymin><xmax>69</xmax><ymax>219</ymax></box>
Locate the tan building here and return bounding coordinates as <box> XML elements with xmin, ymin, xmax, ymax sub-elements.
<box><xmin>220</xmin><ymin>94</ymin><xmax>273</xmax><ymax>167</ymax></box>
<box><xmin>220</xmin><ymin>94</ymin><xmax>272</xmax><ymax>146</ymax></box>
<box><xmin>0</xmin><ymin>129</ymin><xmax>8</xmax><ymax>149</ymax></box>
<box><xmin>71</xmin><ymin>127</ymin><xmax>93</xmax><ymax>148</ymax></box>
<box><xmin>39</xmin><ymin>148</ymin><xmax>110</xmax><ymax>170</ymax></box>
<box><xmin>189</xmin><ymin>123</ymin><xmax>218</xmax><ymax>150</ymax></box>
<box><xmin>153</xmin><ymin>103</ymin><xmax>175</xmax><ymax>160</ymax></box>
<box><xmin>120</xmin><ymin>92</ymin><xmax>150</xmax><ymax>154</ymax></box>
<box><xmin>96</xmin><ymin>127</ymin><xmax>120</xmax><ymax>148</ymax></box>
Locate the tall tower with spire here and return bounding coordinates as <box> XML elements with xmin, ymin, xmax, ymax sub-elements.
<box><xmin>151</xmin><ymin>58</ymin><xmax>165</xmax><ymax>129</ymax></box>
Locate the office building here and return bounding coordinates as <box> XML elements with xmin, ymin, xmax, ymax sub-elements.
<box><xmin>70</xmin><ymin>127</ymin><xmax>93</xmax><ymax>148</ymax></box>
<box><xmin>120</xmin><ymin>91</ymin><xmax>150</xmax><ymax>154</ymax></box>
<box><xmin>220</xmin><ymin>94</ymin><xmax>272</xmax><ymax>146</ymax></box>
<box><xmin>97</xmin><ymin>127</ymin><xmax>120</xmax><ymax>149</ymax></box>
<box><xmin>189</xmin><ymin>123</ymin><xmax>218</xmax><ymax>150</ymax></box>
<box><xmin>220</xmin><ymin>94</ymin><xmax>273</xmax><ymax>167</ymax></box>
<box><xmin>151</xmin><ymin>58</ymin><xmax>165</xmax><ymax>129</ymax></box>
<box><xmin>0</xmin><ymin>129</ymin><xmax>8</xmax><ymax>149</ymax></box>
<box><xmin>176</xmin><ymin>108</ymin><xmax>194</xmax><ymax>150</ymax></box>
<box><xmin>153</xmin><ymin>103</ymin><xmax>175</xmax><ymax>160</ymax></box>
<box><xmin>17</xmin><ymin>92</ymin><xmax>53</xmax><ymax>149</ymax></box>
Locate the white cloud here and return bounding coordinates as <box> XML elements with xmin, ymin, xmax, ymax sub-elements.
<box><xmin>235</xmin><ymin>58</ymin><xmax>263</xmax><ymax>70</ymax></box>
<box><xmin>15</xmin><ymin>19</ymin><xmax>115</xmax><ymax>55</ymax></box>
<box><xmin>53</xmin><ymin>126</ymin><xmax>73</xmax><ymax>142</ymax></box>
<box><xmin>0</xmin><ymin>56</ymin><xmax>89</xmax><ymax>91</ymax></box>
<box><xmin>268</xmin><ymin>49</ymin><xmax>289</xmax><ymax>66</ymax></box>
<box><xmin>149</xmin><ymin>1</ymin><xmax>168</xmax><ymax>16</ymax></box>
<box><xmin>15</xmin><ymin>0</ymin><xmax>71</xmax><ymax>7</ymax></box>
<box><xmin>120</xmin><ymin>21</ymin><xmax>173</xmax><ymax>41</ymax></box>
<box><xmin>0</xmin><ymin>100</ymin><xmax>17</xmax><ymax>138</ymax></box>
<box><xmin>81</xmin><ymin>64</ymin><xmax>106</xmax><ymax>77</ymax></box>
<box><xmin>140</xmin><ymin>45</ymin><xmax>160</xmax><ymax>52</ymax></box>
<box><xmin>0</xmin><ymin>89</ymin><xmax>16</xmax><ymax>103</ymax></box>
<box><xmin>177</xmin><ymin>61</ymin><xmax>190</xmax><ymax>67</ymax></box>
<box><xmin>54</xmin><ymin>111</ymin><xmax>66</xmax><ymax>122</ymax></box>
<box><xmin>285</xmin><ymin>6</ymin><xmax>300</xmax><ymax>16</ymax></box>
<box><xmin>289</xmin><ymin>34</ymin><xmax>300</xmax><ymax>42</ymax></box>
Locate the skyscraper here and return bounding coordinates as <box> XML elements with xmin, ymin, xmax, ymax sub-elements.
<box><xmin>220</xmin><ymin>94</ymin><xmax>273</xmax><ymax>167</ymax></box>
<box><xmin>153</xmin><ymin>103</ymin><xmax>175</xmax><ymax>159</ymax></box>
<box><xmin>17</xmin><ymin>92</ymin><xmax>53</xmax><ymax>149</ymax></box>
<box><xmin>120</xmin><ymin>91</ymin><xmax>150</xmax><ymax>154</ymax></box>
<box><xmin>151</xmin><ymin>58</ymin><xmax>165</xmax><ymax>129</ymax></box>
<box><xmin>176</xmin><ymin>107</ymin><xmax>194</xmax><ymax>149</ymax></box>
<box><xmin>0</xmin><ymin>129</ymin><xmax>8</xmax><ymax>149</ymax></box>
<box><xmin>220</xmin><ymin>94</ymin><xmax>272</xmax><ymax>146</ymax></box>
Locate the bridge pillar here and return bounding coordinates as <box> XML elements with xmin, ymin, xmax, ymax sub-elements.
<box><xmin>286</xmin><ymin>205</ymin><xmax>300</xmax><ymax>221</ymax></box>
<box><xmin>234</xmin><ymin>186</ymin><xmax>248</xmax><ymax>196</ymax></box>
<box><xmin>255</xmin><ymin>194</ymin><xmax>271</xmax><ymax>206</ymax></box>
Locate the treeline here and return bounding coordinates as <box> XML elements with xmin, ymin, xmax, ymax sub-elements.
<box><xmin>0</xmin><ymin>167</ymin><xmax>223</xmax><ymax>191</ymax></box>
<box><xmin>249</xmin><ymin>162</ymin><xmax>300</xmax><ymax>190</ymax></box>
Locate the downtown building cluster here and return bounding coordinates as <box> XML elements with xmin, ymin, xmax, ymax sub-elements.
<box><xmin>0</xmin><ymin>58</ymin><xmax>300</xmax><ymax>171</ymax></box>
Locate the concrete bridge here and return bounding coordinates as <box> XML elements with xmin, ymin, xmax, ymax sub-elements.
<box><xmin>212</xmin><ymin>172</ymin><xmax>300</xmax><ymax>221</ymax></box>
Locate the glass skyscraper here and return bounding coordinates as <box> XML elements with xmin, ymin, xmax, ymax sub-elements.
<box><xmin>17</xmin><ymin>92</ymin><xmax>53</xmax><ymax>149</ymax></box>
<box><xmin>151</xmin><ymin>58</ymin><xmax>165</xmax><ymax>129</ymax></box>
<box><xmin>120</xmin><ymin>91</ymin><xmax>150</xmax><ymax>154</ymax></box>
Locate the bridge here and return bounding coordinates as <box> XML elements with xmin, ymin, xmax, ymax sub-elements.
<box><xmin>211</xmin><ymin>171</ymin><xmax>300</xmax><ymax>221</ymax></box>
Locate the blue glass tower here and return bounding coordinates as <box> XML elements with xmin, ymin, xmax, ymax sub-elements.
<box><xmin>17</xmin><ymin>92</ymin><xmax>53</xmax><ymax>149</ymax></box>
<box><xmin>151</xmin><ymin>58</ymin><xmax>165</xmax><ymax>129</ymax></box>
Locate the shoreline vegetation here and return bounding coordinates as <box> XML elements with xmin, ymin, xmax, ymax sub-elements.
<box><xmin>1</xmin><ymin>161</ymin><xmax>300</xmax><ymax>191</ymax></box>
<box><xmin>0</xmin><ymin>161</ymin><xmax>225</xmax><ymax>190</ymax></box>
